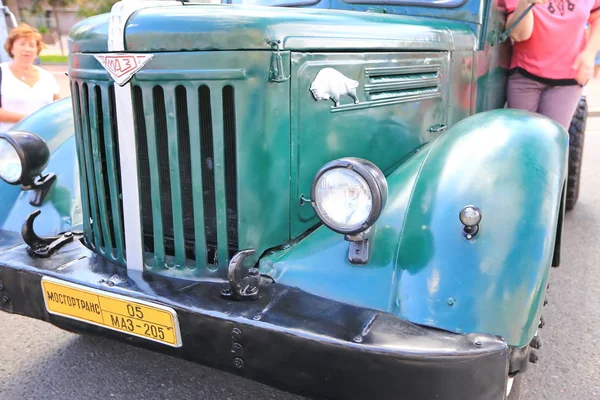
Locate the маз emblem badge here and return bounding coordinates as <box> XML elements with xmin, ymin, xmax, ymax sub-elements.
<box><xmin>94</xmin><ymin>54</ymin><xmax>154</xmax><ymax>86</ymax></box>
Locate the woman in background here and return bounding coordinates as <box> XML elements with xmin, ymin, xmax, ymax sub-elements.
<box><xmin>0</xmin><ymin>23</ymin><xmax>60</xmax><ymax>132</ymax></box>
<box><xmin>505</xmin><ymin>0</ymin><xmax>600</xmax><ymax>128</ymax></box>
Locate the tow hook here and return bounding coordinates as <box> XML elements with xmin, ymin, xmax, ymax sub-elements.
<box><xmin>21</xmin><ymin>210</ymin><xmax>84</xmax><ymax>258</ymax></box>
<box><xmin>221</xmin><ymin>249</ymin><xmax>260</xmax><ymax>301</ymax></box>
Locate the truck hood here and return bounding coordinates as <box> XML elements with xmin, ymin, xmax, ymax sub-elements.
<box><xmin>69</xmin><ymin>4</ymin><xmax>476</xmax><ymax>54</ymax></box>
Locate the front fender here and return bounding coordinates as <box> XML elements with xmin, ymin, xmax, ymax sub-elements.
<box><xmin>0</xmin><ymin>98</ymin><xmax>80</xmax><ymax>238</ymax></box>
<box><xmin>260</xmin><ymin>109</ymin><xmax>567</xmax><ymax>348</ymax></box>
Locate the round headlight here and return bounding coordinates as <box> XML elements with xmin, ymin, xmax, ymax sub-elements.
<box><xmin>0</xmin><ymin>132</ymin><xmax>49</xmax><ymax>185</ymax></box>
<box><xmin>311</xmin><ymin>158</ymin><xmax>388</xmax><ymax>235</ymax></box>
<box><xmin>0</xmin><ymin>138</ymin><xmax>23</xmax><ymax>183</ymax></box>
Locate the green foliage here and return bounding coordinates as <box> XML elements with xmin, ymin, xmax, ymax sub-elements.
<box><xmin>38</xmin><ymin>26</ymin><xmax>49</xmax><ymax>34</ymax></box>
<box><xmin>39</xmin><ymin>54</ymin><xmax>68</xmax><ymax>64</ymax></box>
<box><xmin>77</xmin><ymin>0</ymin><xmax>119</xmax><ymax>18</ymax></box>
<box><xmin>29</xmin><ymin>0</ymin><xmax>78</xmax><ymax>15</ymax></box>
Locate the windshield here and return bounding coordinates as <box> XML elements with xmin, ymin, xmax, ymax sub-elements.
<box><xmin>227</xmin><ymin>0</ymin><xmax>466</xmax><ymax>6</ymax></box>
<box><xmin>227</xmin><ymin>0</ymin><xmax>319</xmax><ymax>5</ymax></box>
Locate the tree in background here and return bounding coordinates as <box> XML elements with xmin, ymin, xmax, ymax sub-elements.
<box><xmin>30</xmin><ymin>0</ymin><xmax>77</xmax><ymax>55</ymax></box>
<box><xmin>77</xmin><ymin>0</ymin><xmax>119</xmax><ymax>18</ymax></box>
<box><xmin>28</xmin><ymin>0</ymin><xmax>117</xmax><ymax>55</ymax></box>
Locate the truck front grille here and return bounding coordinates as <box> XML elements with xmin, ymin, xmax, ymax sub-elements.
<box><xmin>71</xmin><ymin>81</ymin><xmax>126</xmax><ymax>264</ymax></box>
<box><xmin>132</xmin><ymin>83</ymin><xmax>239</xmax><ymax>269</ymax></box>
<box><xmin>71</xmin><ymin>80</ymin><xmax>239</xmax><ymax>270</ymax></box>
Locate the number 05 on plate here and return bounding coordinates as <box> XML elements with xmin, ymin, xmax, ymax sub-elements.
<box><xmin>41</xmin><ymin>277</ymin><xmax>182</xmax><ymax>347</ymax></box>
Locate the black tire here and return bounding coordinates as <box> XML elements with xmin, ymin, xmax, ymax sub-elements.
<box><xmin>507</xmin><ymin>373</ymin><xmax>524</xmax><ymax>400</ymax></box>
<box><xmin>566</xmin><ymin>96</ymin><xmax>587</xmax><ymax>210</ymax></box>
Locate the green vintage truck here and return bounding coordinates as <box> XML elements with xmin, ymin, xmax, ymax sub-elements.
<box><xmin>0</xmin><ymin>0</ymin><xmax>585</xmax><ymax>399</ymax></box>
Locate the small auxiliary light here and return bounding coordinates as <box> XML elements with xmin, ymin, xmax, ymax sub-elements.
<box><xmin>459</xmin><ymin>205</ymin><xmax>482</xmax><ymax>240</ymax></box>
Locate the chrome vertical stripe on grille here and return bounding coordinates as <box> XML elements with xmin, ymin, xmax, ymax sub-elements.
<box><xmin>107</xmin><ymin>1</ymin><xmax>172</xmax><ymax>271</ymax></box>
<box><xmin>113</xmin><ymin>83</ymin><xmax>144</xmax><ymax>270</ymax></box>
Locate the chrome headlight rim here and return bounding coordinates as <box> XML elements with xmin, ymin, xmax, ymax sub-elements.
<box><xmin>0</xmin><ymin>135</ymin><xmax>23</xmax><ymax>184</ymax></box>
<box><xmin>0</xmin><ymin>131</ymin><xmax>49</xmax><ymax>185</ymax></box>
<box><xmin>310</xmin><ymin>157</ymin><xmax>388</xmax><ymax>235</ymax></box>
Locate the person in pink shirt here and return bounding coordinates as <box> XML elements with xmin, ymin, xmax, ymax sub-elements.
<box><xmin>505</xmin><ymin>0</ymin><xmax>600</xmax><ymax>128</ymax></box>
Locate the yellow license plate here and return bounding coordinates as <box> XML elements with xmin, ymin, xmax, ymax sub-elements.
<box><xmin>41</xmin><ymin>277</ymin><xmax>182</xmax><ymax>347</ymax></box>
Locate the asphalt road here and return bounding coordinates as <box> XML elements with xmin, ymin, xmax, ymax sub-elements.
<box><xmin>1</xmin><ymin>68</ymin><xmax>599</xmax><ymax>399</ymax></box>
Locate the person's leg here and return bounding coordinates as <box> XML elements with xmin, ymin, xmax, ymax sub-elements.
<box><xmin>537</xmin><ymin>85</ymin><xmax>584</xmax><ymax>129</ymax></box>
<box><xmin>506</xmin><ymin>72</ymin><xmax>545</xmax><ymax>112</ymax></box>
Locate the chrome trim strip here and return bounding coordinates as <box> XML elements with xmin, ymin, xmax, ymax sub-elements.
<box><xmin>114</xmin><ymin>83</ymin><xmax>144</xmax><ymax>271</ymax></box>
<box><xmin>108</xmin><ymin>1</ymin><xmax>181</xmax><ymax>271</ymax></box>
<box><xmin>330</xmin><ymin>91</ymin><xmax>441</xmax><ymax>113</ymax></box>
<box><xmin>364</xmin><ymin>64</ymin><xmax>442</xmax><ymax>77</ymax></box>
<box><xmin>364</xmin><ymin>78</ymin><xmax>441</xmax><ymax>93</ymax></box>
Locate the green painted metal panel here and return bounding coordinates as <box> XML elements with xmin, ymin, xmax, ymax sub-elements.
<box><xmin>141</xmin><ymin>86</ymin><xmax>166</xmax><ymax>267</ymax></box>
<box><xmin>209</xmin><ymin>86</ymin><xmax>230</xmax><ymax>268</ymax></box>
<box><xmin>100</xmin><ymin>84</ymin><xmax>125</xmax><ymax>263</ymax></box>
<box><xmin>261</xmin><ymin>110</ymin><xmax>568</xmax><ymax>348</ymax></box>
<box><xmin>72</xmin><ymin>51</ymin><xmax>291</xmax><ymax>277</ymax></box>
<box><xmin>291</xmin><ymin>51</ymin><xmax>450</xmax><ymax>237</ymax></box>
<box><xmin>87</xmin><ymin>83</ymin><xmax>114</xmax><ymax>258</ymax></box>
<box><xmin>163</xmin><ymin>84</ymin><xmax>186</xmax><ymax>268</ymax></box>
<box><xmin>78</xmin><ymin>83</ymin><xmax>104</xmax><ymax>254</ymax></box>
<box><xmin>183</xmin><ymin>83</ymin><xmax>207</xmax><ymax>270</ymax></box>
<box><xmin>70</xmin><ymin>82</ymin><xmax>93</xmax><ymax>241</ymax></box>
<box><xmin>69</xmin><ymin>13</ymin><xmax>109</xmax><ymax>53</ymax></box>
<box><xmin>123</xmin><ymin>51</ymin><xmax>290</xmax><ymax>278</ymax></box>
<box><xmin>122</xmin><ymin>5</ymin><xmax>475</xmax><ymax>53</ymax></box>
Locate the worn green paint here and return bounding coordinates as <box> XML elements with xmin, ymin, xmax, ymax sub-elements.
<box><xmin>70</xmin><ymin>83</ymin><xmax>93</xmax><ymax>242</ymax></box>
<box><xmin>183</xmin><ymin>82</ymin><xmax>208</xmax><ymax>271</ymax></box>
<box><xmin>291</xmin><ymin>51</ymin><xmax>451</xmax><ymax>236</ymax></box>
<box><xmin>123</xmin><ymin>5</ymin><xmax>475</xmax><ymax>53</ymax></box>
<box><xmin>209</xmin><ymin>87</ymin><xmax>230</xmax><ymax>268</ymax></box>
<box><xmin>261</xmin><ymin>109</ymin><xmax>567</xmax><ymax>347</ymax></box>
<box><xmin>68</xmin><ymin>14</ymin><xmax>110</xmax><ymax>54</ymax></box>
<box><xmin>87</xmin><ymin>84</ymin><xmax>114</xmax><ymax>255</ymax></box>
<box><xmin>100</xmin><ymin>84</ymin><xmax>125</xmax><ymax>262</ymax></box>
<box><xmin>164</xmin><ymin>85</ymin><xmax>187</xmax><ymax>268</ymax></box>
<box><xmin>121</xmin><ymin>51</ymin><xmax>291</xmax><ymax>278</ymax></box>
<box><xmin>78</xmin><ymin>84</ymin><xmax>105</xmax><ymax>255</ymax></box>
<box><xmin>0</xmin><ymin>0</ymin><xmax>563</xmax><ymax>348</ymax></box>
<box><xmin>140</xmin><ymin>86</ymin><xmax>166</xmax><ymax>267</ymax></box>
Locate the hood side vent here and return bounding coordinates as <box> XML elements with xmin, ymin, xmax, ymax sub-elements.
<box><xmin>331</xmin><ymin>61</ymin><xmax>443</xmax><ymax>113</ymax></box>
<box><xmin>364</xmin><ymin>64</ymin><xmax>441</xmax><ymax>101</ymax></box>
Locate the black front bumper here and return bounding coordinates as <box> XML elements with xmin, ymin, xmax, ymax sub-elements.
<box><xmin>0</xmin><ymin>233</ymin><xmax>509</xmax><ymax>400</ymax></box>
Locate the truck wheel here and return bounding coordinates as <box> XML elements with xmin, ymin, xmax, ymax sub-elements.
<box><xmin>566</xmin><ymin>96</ymin><xmax>587</xmax><ymax>211</ymax></box>
<box><xmin>506</xmin><ymin>373</ymin><xmax>523</xmax><ymax>400</ymax></box>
